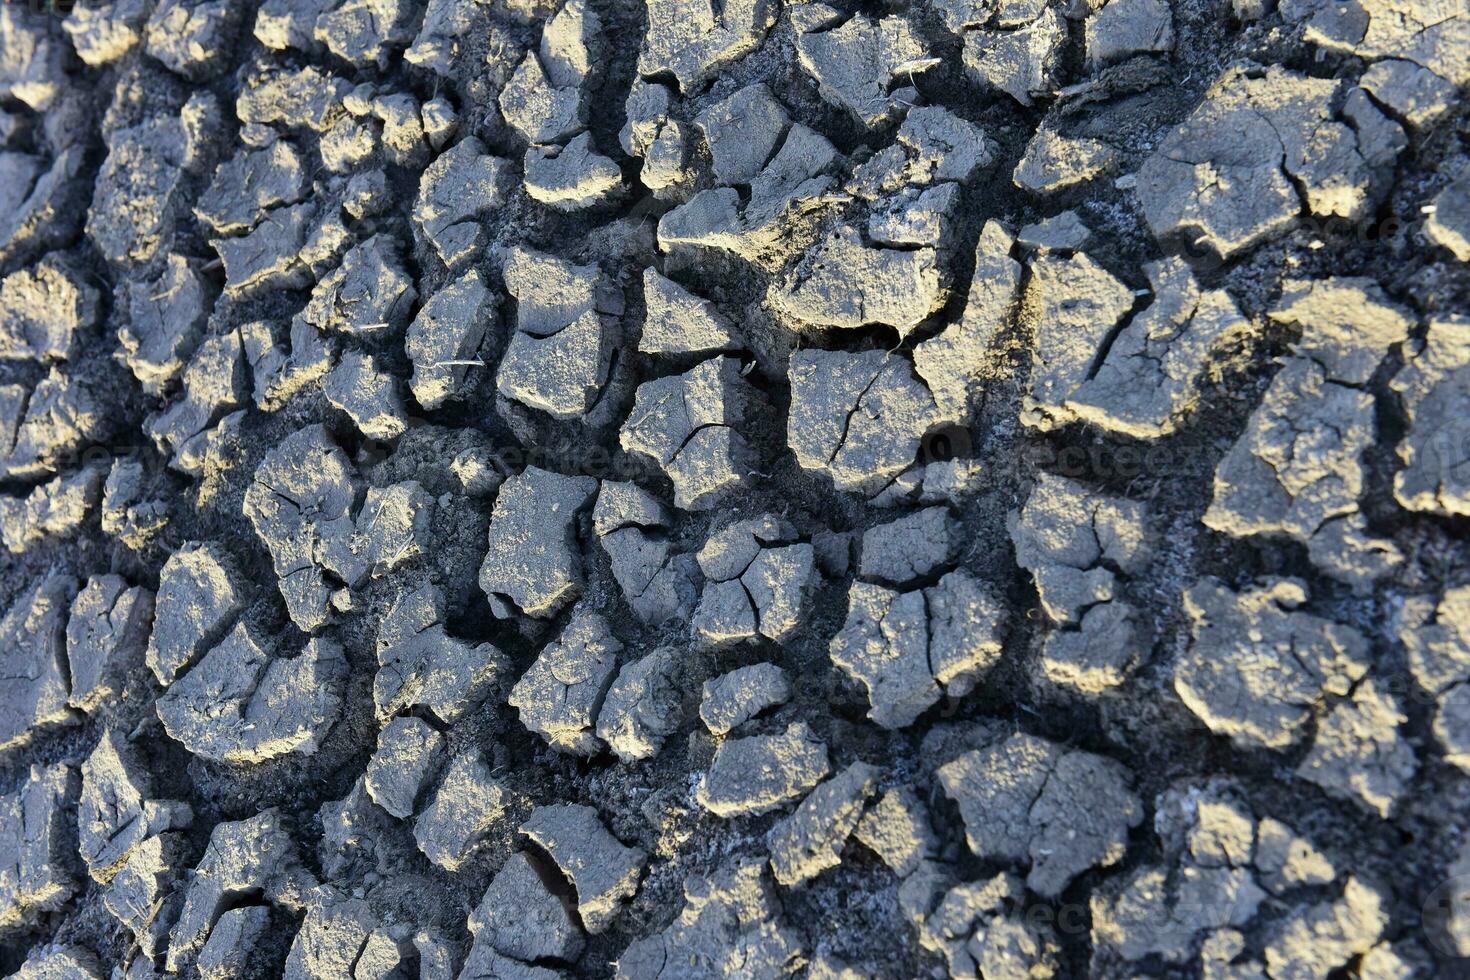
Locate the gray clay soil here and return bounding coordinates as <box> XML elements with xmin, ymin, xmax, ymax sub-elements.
<box><xmin>1</xmin><ymin>0</ymin><xmax>1470</xmax><ymax>977</ymax></box>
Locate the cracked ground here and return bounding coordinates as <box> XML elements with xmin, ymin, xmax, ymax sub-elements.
<box><xmin>1</xmin><ymin>0</ymin><xmax>1469</xmax><ymax>977</ymax></box>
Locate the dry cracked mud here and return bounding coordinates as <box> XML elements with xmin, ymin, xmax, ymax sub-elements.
<box><xmin>1</xmin><ymin>0</ymin><xmax>1469</xmax><ymax>977</ymax></box>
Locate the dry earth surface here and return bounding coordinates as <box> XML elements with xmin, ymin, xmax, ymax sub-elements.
<box><xmin>1</xmin><ymin>0</ymin><xmax>1469</xmax><ymax>977</ymax></box>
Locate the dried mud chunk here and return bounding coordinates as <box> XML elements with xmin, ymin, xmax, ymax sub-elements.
<box><xmin>697</xmin><ymin>517</ymin><xmax>791</xmax><ymax>586</ymax></box>
<box><xmin>1092</xmin><ymin>862</ymin><xmax>1264</xmax><ymax>964</ymax></box>
<box><xmin>596</xmin><ymin>647</ymin><xmax>683</xmax><ymax>762</ymax></box>
<box><xmin>1040</xmin><ymin>599</ymin><xmax>1139</xmax><ymax>693</ymax></box>
<box><xmin>859</xmin><ymin>506</ymin><xmax>959</xmax><ymax>587</ymax></box>
<box><xmin>118</xmin><ymin>255</ymin><xmax>212</xmax><ymax>395</ymax></box>
<box><xmin>768</xmin><ymin>761</ymin><xmax>879</xmax><ymax>886</ymax></box>
<box><xmin>1271</xmin><ymin>277</ymin><xmax>1412</xmax><ymax>386</ymax></box>
<box><xmin>1263</xmin><ymin>877</ymin><xmax>1386</xmax><ymax>980</ymax></box>
<box><xmin>90</xmin><ymin>96</ymin><xmax>221</xmax><ymax>264</ymax></box>
<box><xmin>145</xmin><ymin>330</ymin><xmax>248</xmax><ymax>463</ymax></box>
<box><xmin>414</xmin><ymin>749</ymin><xmax>515</xmax><ymax>872</ymax></box>
<box><xmin>1203</xmin><ymin>355</ymin><xmax>1394</xmax><ymax>586</ymax></box>
<box><xmin>212</xmin><ymin>202</ymin><xmax>317</xmax><ymax>295</ymax></box>
<box><xmin>525</xmin><ymin>133</ymin><xmax>624</xmax><ymax>211</ymax></box>
<box><xmin>854</xmin><ymin>787</ymin><xmax>937</xmax><ymax>878</ymax></box>
<box><xmin>413</xmin><ymin>137</ymin><xmax>510</xmax><ymax>269</ymax></box>
<box><xmin>1391</xmin><ymin>316</ymin><xmax>1470</xmax><ymax>517</ymax></box>
<box><xmin>236</xmin><ymin>62</ymin><xmax>349</xmax><ymax>132</ymax></box>
<box><xmin>323</xmin><ymin>350</ymin><xmax>408</xmax><ymax>441</ymax></box>
<box><xmin>499</xmin><ymin>0</ymin><xmax>600</xmax><ymax>144</ymax></box>
<box><xmin>1357</xmin><ymin>57</ymin><xmax>1458</xmax><ymax>130</ymax></box>
<box><xmin>639</xmin><ymin>0</ymin><xmax>776</xmax><ymax>90</ymax></box>
<box><xmin>962</xmin><ymin>7</ymin><xmax>1065</xmax><ymax>107</ymax></box>
<box><xmin>788</xmin><ymin>349</ymin><xmax>939</xmax><ymax>496</ymax></box>
<box><xmin>407</xmin><ymin>269</ymin><xmax>498</xmax><ymax>410</ymax></box>
<box><xmin>1135</xmin><ymin>67</ymin><xmax>1388</xmax><ymax>258</ymax></box>
<box><xmin>794</xmin><ymin>11</ymin><xmax>930</xmax><ymax>128</ymax></box>
<box><xmin>920</xmin><ymin>874</ymin><xmax>1061</xmax><ymax>980</ymax></box>
<box><xmin>621</xmin><ymin>356</ymin><xmax>755</xmax><ymax>510</ymax></box>
<box><xmin>0</xmin><ymin>575</ymin><xmax>77</xmax><ymax>751</ymax></box>
<box><xmin>147</xmin><ymin>542</ymin><xmax>244</xmax><ymax>686</ymax></box>
<box><xmin>166</xmin><ymin>810</ymin><xmax>315</xmax><ymax>973</ymax></box>
<box><xmin>1176</xmin><ymin>578</ymin><xmax>1369</xmax><ymax>750</ymax></box>
<box><xmin>700</xmin><ymin>663</ymin><xmax>792</xmax><ymax>736</ymax></box>
<box><xmin>657</xmin><ymin>123</ymin><xmax>842</xmax><ymax>258</ymax></box>
<box><xmin>694</xmin><ymin>83</ymin><xmax>790</xmax><ymax>186</ymax></box>
<box><xmin>364</xmin><ymin>716</ymin><xmax>446</xmax><ymax>820</ymax></box>
<box><xmin>1065</xmin><ymin>257</ymin><xmax>1251</xmax><ymax>439</ymax></box>
<box><xmin>0</xmin><ymin>147</ymin><xmax>85</xmax><ymax>269</ymax></box>
<box><xmin>406</xmin><ymin>0</ymin><xmax>489</xmax><ymax>76</ymax></box>
<box><xmin>0</xmin><ymin>464</ymin><xmax>105</xmax><ymax>554</ymax></box>
<box><xmin>0</xmin><ymin>763</ymin><xmax>78</xmax><ymax>934</ymax></box>
<box><xmin>195</xmin><ymin>140</ymin><xmax>308</xmax><ymax>236</ymax></box>
<box><xmin>616</xmin><ymin>857</ymin><xmax>803</xmax><ymax>979</ymax></box>
<box><xmin>11</xmin><ymin>946</ymin><xmax>102</xmax><ymax>980</ymax></box>
<box><xmin>156</xmin><ymin>622</ymin><xmax>347</xmax><ymax>764</ymax></box>
<box><xmin>470</xmin><ymin>851</ymin><xmax>585</xmax><ymax>964</ymax></box>
<box><xmin>0</xmin><ymin>257</ymin><xmax>99</xmax><ymax>364</ymax></box>
<box><xmin>773</xmin><ymin>225</ymin><xmax>945</xmax><ymax>335</ymax></box>
<box><xmin>1295</xmin><ymin>0</ymin><xmax>1469</xmax><ymax>116</ymax></box>
<box><xmin>106</xmin><ymin>834</ymin><xmax>187</xmax><ymax>953</ymax></box>
<box><xmin>334</xmin><ymin>480</ymin><xmax>434</xmax><ymax>581</ymax></box>
<box><xmin>592</xmin><ymin>479</ymin><xmax>667</xmax><ymax>534</ymax></box>
<box><xmin>374</xmin><ymin>585</ymin><xmax>507</xmax><ymax>725</ymax></box>
<box><xmin>1013</xmin><ymin>128</ymin><xmax>1117</xmax><ymax>194</ymax></box>
<box><xmin>1401</xmin><ymin>586</ymin><xmax>1470</xmax><ymax>769</ymax></box>
<box><xmin>867</xmin><ymin>183</ymin><xmax>961</xmax><ymax>249</ymax></box>
<box><xmin>697</xmin><ymin>722</ymin><xmax>831</xmax><ymax>818</ymax></box>
<box><xmin>1019</xmin><ymin>251</ymin><xmax>1136</xmax><ymax>430</ymax></box>
<box><xmin>1295</xmin><ymin>679</ymin><xmax>1416</xmax><ymax>818</ymax></box>
<box><xmin>302</xmin><ymin>234</ymin><xmax>417</xmax><ymax>336</ymax></box>
<box><xmin>313</xmin><ymin>0</ymin><xmax>417</xmax><ymax>66</ymax></box>
<box><xmin>509</xmin><ymin>607</ymin><xmax>620</xmax><ymax>756</ymax></box>
<box><xmin>316</xmin><ymin>777</ymin><xmax>394</xmax><ymax>882</ymax></box>
<box><xmin>252</xmin><ymin>0</ymin><xmax>331</xmax><ymax>50</ymax></box>
<box><xmin>1009</xmin><ymin>472</ymin><xmax>1151</xmax><ymax>624</ymax></box>
<box><xmin>622</xmin><ymin>80</ymin><xmax>692</xmax><ymax>197</ymax></box>
<box><xmin>0</xmin><ymin>384</ymin><xmax>21</xmax><ymax>461</ymax></box>
<box><xmin>0</xmin><ymin>6</ymin><xmax>66</xmax><ymax>111</ymax></box>
<box><xmin>479</xmin><ymin>467</ymin><xmax>598</xmax><ymax>619</ymax></box>
<box><xmin>896</xmin><ymin>105</ymin><xmax>996</xmax><ymax>186</ymax></box>
<box><xmin>243</xmin><ymin>424</ymin><xmax>362</xmax><ymax>632</ymax></box>
<box><xmin>197</xmin><ymin>905</ymin><xmax>273</xmax><ymax>978</ymax></box>
<box><xmin>831</xmin><ymin>569</ymin><xmax>1005</xmax><ymax>728</ymax></box>
<box><xmin>1426</xmin><ymin>175</ymin><xmax>1470</xmax><ymax>260</ymax></box>
<box><xmin>639</xmin><ymin>268</ymin><xmax>739</xmax><ymax>356</ymax></box>
<box><xmin>78</xmin><ymin>731</ymin><xmax>191</xmax><ymax>884</ymax></box>
<box><xmin>283</xmin><ymin>889</ymin><xmax>404</xmax><ymax>978</ymax></box>
<box><xmin>1431</xmin><ymin>839</ymin><xmax>1470</xmax><ymax>957</ymax></box>
<box><xmin>500</xmin><ymin>51</ymin><xmax>585</xmax><ymax>147</ymax></box>
<box><xmin>2</xmin><ymin>369</ymin><xmax>108</xmax><ymax>481</ymax></box>
<box><xmin>520</xmin><ymin>804</ymin><xmax>646</xmax><ymax>934</ymax></box>
<box><xmin>937</xmin><ymin>732</ymin><xmax>1142</xmax><ymax>897</ymax></box>
<box><xmin>100</xmin><ymin>457</ymin><xmax>168</xmax><ymax>551</ymax></box>
<box><xmin>496</xmin><ymin>247</ymin><xmax>624</xmax><ymax>421</ymax></box>
<box><xmin>692</xmin><ymin>517</ymin><xmax>820</xmax><ymax>647</ymax></box>
<box><xmin>145</xmin><ymin>0</ymin><xmax>241</xmax><ymax>79</ymax></box>
<box><xmin>66</xmin><ymin>577</ymin><xmax>153</xmax><ymax>714</ymax></box>
<box><xmin>1090</xmin><ymin>781</ymin><xmax>1278</xmax><ymax>965</ymax></box>
<box><xmin>913</xmin><ymin>221</ymin><xmax>1021</xmax><ymax>424</ymax></box>
<box><xmin>593</xmin><ymin>481</ymin><xmax>697</xmax><ymax>625</ymax></box>
<box><xmin>1085</xmin><ymin>0</ymin><xmax>1173</xmax><ymax>67</ymax></box>
<box><xmin>60</xmin><ymin>2</ymin><xmax>145</xmax><ymax>69</ymax></box>
<box><xmin>1017</xmin><ymin>210</ymin><xmax>1091</xmax><ymax>252</ymax></box>
<box><xmin>1203</xmin><ymin>361</ymin><xmax>1371</xmax><ymax>537</ymax></box>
